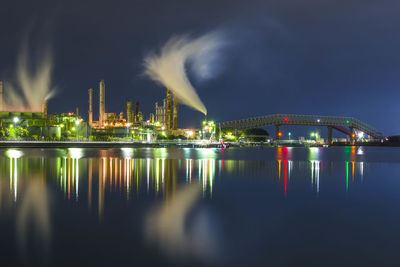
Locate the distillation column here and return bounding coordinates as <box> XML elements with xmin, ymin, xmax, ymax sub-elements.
<box><xmin>135</xmin><ymin>102</ymin><xmax>140</xmax><ymax>122</ymax></box>
<box><xmin>166</xmin><ymin>88</ymin><xmax>172</xmax><ymax>130</ymax></box>
<box><xmin>88</xmin><ymin>88</ymin><xmax>93</xmax><ymax>127</ymax></box>
<box><xmin>155</xmin><ymin>102</ymin><xmax>159</xmax><ymax>123</ymax></box>
<box><xmin>99</xmin><ymin>80</ymin><xmax>105</xmax><ymax>127</ymax></box>
<box><xmin>126</xmin><ymin>100</ymin><xmax>132</xmax><ymax>124</ymax></box>
<box><xmin>172</xmin><ymin>96</ymin><xmax>178</xmax><ymax>130</ymax></box>
<box><xmin>163</xmin><ymin>99</ymin><xmax>167</xmax><ymax>127</ymax></box>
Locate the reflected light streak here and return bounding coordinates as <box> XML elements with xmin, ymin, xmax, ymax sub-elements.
<box><xmin>278</xmin><ymin>160</ymin><xmax>281</xmax><ymax>181</ymax></box>
<box><xmin>284</xmin><ymin>160</ymin><xmax>287</xmax><ymax>197</ymax></box>
<box><xmin>311</xmin><ymin>161</ymin><xmax>320</xmax><ymax>194</ymax></box>
<box><xmin>346</xmin><ymin>162</ymin><xmax>349</xmax><ymax>192</ymax></box>
<box><xmin>360</xmin><ymin>162</ymin><xmax>364</xmax><ymax>182</ymax></box>
<box><xmin>147</xmin><ymin>159</ymin><xmax>150</xmax><ymax>193</ymax></box>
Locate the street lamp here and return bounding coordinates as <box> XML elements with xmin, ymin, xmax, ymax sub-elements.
<box><xmin>288</xmin><ymin>132</ymin><xmax>292</xmax><ymax>140</ymax></box>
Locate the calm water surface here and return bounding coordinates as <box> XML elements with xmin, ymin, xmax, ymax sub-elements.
<box><xmin>0</xmin><ymin>146</ymin><xmax>400</xmax><ymax>266</ymax></box>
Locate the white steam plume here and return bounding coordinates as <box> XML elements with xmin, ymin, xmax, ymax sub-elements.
<box><xmin>143</xmin><ymin>32</ymin><xmax>225</xmax><ymax>115</ymax></box>
<box><xmin>2</xmin><ymin>38</ymin><xmax>56</xmax><ymax>112</ymax></box>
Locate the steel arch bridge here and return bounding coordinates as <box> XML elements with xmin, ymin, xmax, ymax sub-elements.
<box><xmin>217</xmin><ymin>114</ymin><xmax>383</xmax><ymax>142</ymax></box>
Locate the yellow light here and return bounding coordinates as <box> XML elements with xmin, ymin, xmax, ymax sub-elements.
<box><xmin>72</xmin><ymin>127</ymin><xmax>76</xmax><ymax>131</ymax></box>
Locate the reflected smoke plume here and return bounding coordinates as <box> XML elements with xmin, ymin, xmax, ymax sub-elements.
<box><xmin>145</xmin><ymin>185</ymin><xmax>220</xmax><ymax>262</ymax></box>
<box><xmin>144</xmin><ymin>32</ymin><xmax>226</xmax><ymax>115</ymax></box>
<box><xmin>16</xmin><ymin>178</ymin><xmax>51</xmax><ymax>264</ymax></box>
<box><xmin>2</xmin><ymin>35</ymin><xmax>56</xmax><ymax>112</ymax></box>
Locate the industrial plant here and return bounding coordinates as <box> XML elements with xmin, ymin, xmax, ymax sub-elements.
<box><xmin>0</xmin><ymin>79</ymin><xmax>196</xmax><ymax>141</ymax></box>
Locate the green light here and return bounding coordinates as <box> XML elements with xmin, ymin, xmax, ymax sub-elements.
<box><xmin>346</xmin><ymin>161</ymin><xmax>349</xmax><ymax>192</ymax></box>
<box><xmin>72</xmin><ymin>127</ymin><xmax>76</xmax><ymax>131</ymax></box>
<box><xmin>9</xmin><ymin>124</ymin><xmax>13</xmax><ymax>128</ymax></box>
<box><xmin>346</xmin><ymin>120</ymin><xmax>350</xmax><ymax>124</ymax></box>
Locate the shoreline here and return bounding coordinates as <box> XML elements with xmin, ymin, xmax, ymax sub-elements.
<box><xmin>0</xmin><ymin>140</ymin><xmax>399</xmax><ymax>149</ymax></box>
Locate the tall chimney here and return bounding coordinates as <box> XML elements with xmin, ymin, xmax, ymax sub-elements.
<box><xmin>135</xmin><ymin>101</ymin><xmax>140</xmax><ymax>122</ymax></box>
<box><xmin>99</xmin><ymin>80</ymin><xmax>105</xmax><ymax>127</ymax></box>
<box><xmin>75</xmin><ymin>107</ymin><xmax>79</xmax><ymax>116</ymax></box>
<box><xmin>88</xmin><ymin>88</ymin><xmax>93</xmax><ymax>127</ymax></box>
<box><xmin>126</xmin><ymin>100</ymin><xmax>132</xmax><ymax>124</ymax></box>
<box><xmin>42</xmin><ymin>101</ymin><xmax>48</xmax><ymax>119</ymax></box>
<box><xmin>173</xmin><ymin>96</ymin><xmax>178</xmax><ymax>130</ymax></box>
<box><xmin>166</xmin><ymin>88</ymin><xmax>172</xmax><ymax>129</ymax></box>
<box><xmin>0</xmin><ymin>81</ymin><xmax>3</xmax><ymax>111</ymax></box>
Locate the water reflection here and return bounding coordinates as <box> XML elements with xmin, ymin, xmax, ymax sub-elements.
<box><xmin>1</xmin><ymin>149</ymin><xmax>51</xmax><ymax>265</ymax></box>
<box><xmin>145</xmin><ymin>184</ymin><xmax>220</xmax><ymax>261</ymax></box>
<box><xmin>310</xmin><ymin>161</ymin><xmax>320</xmax><ymax>193</ymax></box>
<box><xmin>0</xmin><ymin>148</ymin><xmax>371</xmax><ymax>210</ymax></box>
<box><xmin>17</xmin><ymin>177</ymin><xmax>51</xmax><ymax>264</ymax></box>
<box><xmin>0</xmin><ymin>147</ymin><xmax>375</xmax><ymax>265</ymax></box>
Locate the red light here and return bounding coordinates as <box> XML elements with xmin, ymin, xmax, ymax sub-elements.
<box><xmin>284</xmin><ymin>117</ymin><xmax>288</xmax><ymax>122</ymax></box>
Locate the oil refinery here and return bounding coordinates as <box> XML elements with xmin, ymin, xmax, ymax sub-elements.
<box><xmin>0</xmin><ymin>79</ymin><xmax>198</xmax><ymax>141</ymax></box>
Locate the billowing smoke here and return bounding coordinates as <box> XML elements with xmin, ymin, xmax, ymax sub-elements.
<box><xmin>143</xmin><ymin>32</ymin><xmax>226</xmax><ymax>115</ymax></box>
<box><xmin>2</xmin><ymin>37</ymin><xmax>56</xmax><ymax>112</ymax></box>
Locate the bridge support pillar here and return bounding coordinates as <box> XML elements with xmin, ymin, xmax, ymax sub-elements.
<box><xmin>327</xmin><ymin>126</ymin><xmax>333</xmax><ymax>145</ymax></box>
<box><xmin>275</xmin><ymin>125</ymin><xmax>281</xmax><ymax>140</ymax></box>
<box><xmin>350</xmin><ymin>127</ymin><xmax>355</xmax><ymax>144</ymax></box>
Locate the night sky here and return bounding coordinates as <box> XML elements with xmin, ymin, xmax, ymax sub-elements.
<box><xmin>1</xmin><ymin>0</ymin><xmax>399</xmax><ymax>136</ymax></box>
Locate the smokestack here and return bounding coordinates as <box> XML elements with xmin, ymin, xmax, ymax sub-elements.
<box><xmin>0</xmin><ymin>81</ymin><xmax>3</xmax><ymax>111</ymax></box>
<box><xmin>166</xmin><ymin>88</ymin><xmax>172</xmax><ymax>129</ymax></box>
<box><xmin>99</xmin><ymin>80</ymin><xmax>105</xmax><ymax>127</ymax></box>
<box><xmin>126</xmin><ymin>100</ymin><xmax>132</xmax><ymax>124</ymax></box>
<box><xmin>173</xmin><ymin>95</ymin><xmax>178</xmax><ymax>130</ymax></box>
<box><xmin>76</xmin><ymin>107</ymin><xmax>79</xmax><ymax>116</ymax></box>
<box><xmin>88</xmin><ymin>88</ymin><xmax>93</xmax><ymax>127</ymax></box>
<box><xmin>135</xmin><ymin>101</ymin><xmax>140</xmax><ymax>122</ymax></box>
<box><xmin>42</xmin><ymin>101</ymin><xmax>48</xmax><ymax>119</ymax></box>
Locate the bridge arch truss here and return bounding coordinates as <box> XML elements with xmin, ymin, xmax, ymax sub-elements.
<box><xmin>217</xmin><ymin>114</ymin><xmax>383</xmax><ymax>142</ymax></box>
